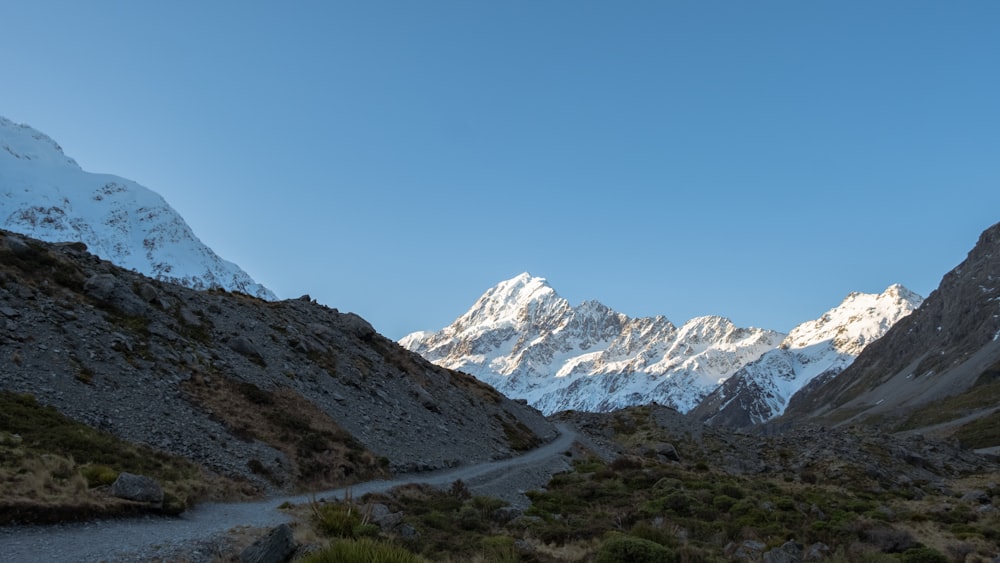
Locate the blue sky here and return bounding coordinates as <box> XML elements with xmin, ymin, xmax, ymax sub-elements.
<box><xmin>2</xmin><ymin>2</ymin><xmax>999</xmax><ymax>339</ymax></box>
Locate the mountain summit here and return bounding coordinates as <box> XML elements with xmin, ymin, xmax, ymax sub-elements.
<box><xmin>691</xmin><ymin>284</ymin><xmax>923</xmax><ymax>428</ymax></box>
<box><xmin>400</xmin><ymin>273</ymin><xmax>784</xmax><ymax>414</ymax></box>
<box><xmin>0</xmin><ymin>116</ymin><xmax>275</xmax><ymax>299</ymax></box>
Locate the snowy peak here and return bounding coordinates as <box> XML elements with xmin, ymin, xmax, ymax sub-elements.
<box><xmin>400</xmin><ymin>275</ymin><xmax>783</xmax><ymax>415</ymax></box>
<box><xmin>0</xmin><ymin>117</ymin><xmax>79</xmax><ymax>168</ymax></box>
<box><xmin>783</xmin><ymin>284</ymin><xmax>923</xmax><ymax>354</ymax></box>
<box><xmin>451</xmin><ymin>273</ymin><xmax>562</xmax><ymax>332</ymax></box>
<box><xmin>0</xmin><ymin>116</ymin><xmax>275</xmax><ymax>300</ymax></box>
<box><xmin>691</xmin><ymin>284</ymin><xmax>922</xmax><ymax>428</ymax></box>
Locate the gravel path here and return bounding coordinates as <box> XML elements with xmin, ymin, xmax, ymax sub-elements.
<box><xmin>0</xmin><ymin>424</ymin><xmax>576</xmax><ymax>562</ymax></box>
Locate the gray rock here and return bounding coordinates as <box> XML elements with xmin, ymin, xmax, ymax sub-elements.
<box><xmin>239</xmin><ymin>523</ymin><xmax>296</xmax><ymax>563</ymax></box>
<box><xmin>370</xmin><ymin>503</ymin><xmax>404</xmax><ymax>530</ymax></box>
<box><xmin>179</xmin><ymin>306</ymin><xmax>202</xmax><ymax>327</ymax></box>
<box><xmin>654</xmin><ymin>442</ymin><xmax>681</xmax><ymax>462</ymax></box>
<box><xmin>342</xmin><ymin>313</ymin><xmax>376</xmax><ymax>340</ymax></box>
<box><xmin>961</xmin><ymin>489</ymin><xmax>990</xmax><ymax>504</ymax></box>
<box><xmin>397</xmin><ymin>523</ymin><xmax>419</xmax><ymax>539</ymax></box>
<box><xmin>84</xmin><ymin>274</ymin><xmax>147</xmax><ymax>316</ymax></box>
<box><xmin>4</xmin><ymin>235</ymin><xmax>30</xmax><ymax>255</ymax></box>
<box><xmin>731</xmin><ymin>540</ymin><xmax>766</xmax><ymax>561</ymax></box>
<box><xmin>137</xmin><ymin>283</ymin><xmax>160</xmax><ymax>304</ymax></box>
<box><xmin>84</xmin><ymin>274</ymin><xmax>119</xmax><ymax>300</ymax></box>
<box><xmin>229</xmin><ymin>336</ymin><xmax>263</xmax><ymax>359</ymax></box>
<box><xmin>804</xmin><ymin>542</ymin><xmax>830</xmax><ymax>561</ymax></box>
<box><xmin>764</xmin><ymin>541</ymin><xmax>803</xmax><ymax>563</ymax></box>
<box><xmin>110</xmin><ymin>472</ymin><xmax>164</xmax><ymax>504</ymax></box>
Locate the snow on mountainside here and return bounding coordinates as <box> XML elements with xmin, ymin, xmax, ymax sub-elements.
<box><xmin>399</xmin><ymin>273</ymin><xmax>785</xmax><ymax>415</ymax></box>
<box><xmin>0</xmin><ymin>117</ymin><xmax>275</xmax><ymax>299</ymax></box>
<box><xmin>690</xmin><ymin>284</ymin><xmax>923</xmax><ymax>428</ymax></box>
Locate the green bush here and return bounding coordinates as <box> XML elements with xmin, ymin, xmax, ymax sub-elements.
<box><xmin>899</xmin><ymin>547</ymin><xmax>948</xmax><ymax>563</ymax></box>
<box><xmin>80</xmin><ymin>464</ymin><xmax>118</xmax><ymax>487</ymax></box>
<box><xmin>595</xmin><ymin>533</ymin><xmax>677</xmax><ymax>563</ymax></box>
<box><xmin>300</xmin><ymin>538</ymin><xmax>429</xmax><ymax>563</ymax></box>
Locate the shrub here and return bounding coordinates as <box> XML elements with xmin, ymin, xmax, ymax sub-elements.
<box><xmin>80</xmin><ymin>464</ymin><xmax>118</xmax><ymax>487</ymax></box>
<box><xmin>899</xmin><ymin>546</ymin><xmax>948</xmax><ymax>563</ymax></box>
<box><xmin>595</xmin><ymin>533</ymin><xmax>677</xmax><ymax>563</ymax></box>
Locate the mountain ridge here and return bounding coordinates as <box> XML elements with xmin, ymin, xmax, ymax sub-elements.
<box><xmin>401</xmin><ymin>272</ymin><xmax>791</xmax><ymax>415</ymax></box>
<box><xmin>779</xmin><ymin>220</ymin><xmax>1000</xmax><ymax>432</ymax></box>
<box><xmin>690</xmin><ymin>283</ymin><xmax>923</xmax><ymax>428</ymax></box>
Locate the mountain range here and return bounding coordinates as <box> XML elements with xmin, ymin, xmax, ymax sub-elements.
<box><xmin>0</xmin><ymin>116</ymin><xmax>274</xmax><ymax>299</ymax></box>
<box><xmin>400</xmin><ymin>274</ymin><xmax>923</xmax><ymax>420</ymax></box>
<box><xmin>3</xmin><ymin>114</ymin><xmax>995</xmax><ymax>437</ymax></box>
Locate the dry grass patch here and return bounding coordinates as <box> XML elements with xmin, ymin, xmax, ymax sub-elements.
<box><xmin>0</xmin><ymin>392</ymin><xmax>234</xmax><ymax>524</ymax></box>
<box><xmin>182</xmin><ymin>378</ymin><xmax>389</xmax><ymax>491</ymax></box>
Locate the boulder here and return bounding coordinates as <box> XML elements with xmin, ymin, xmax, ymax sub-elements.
<box><xmin>341</xmin><ymin>313</ymin><xmax>376</xmax><ymax>340</ymax></box>
<box><xmin>804</xmin><ymin>543</ymin><xmax>830</xmax><ymax>561</ymax></box>
<box><xmin>729</xmin><ymin>540</ymin><xmax>766</xmax><ymax>561</ymax></box>
<box><xmin>764</xmin><ymin>541</ymin><xmax>803</xmax><ymax>563</ymax></box>
<box><xmin>229</xmin><ymin>336</ymin><xmax>263</xmax><ymax>359</ymax></box>
<box><xmin>370</xmin><ymin>503</ymin><xmax>404</xmax><ymax>530</ymax></box>
<box><xmin>84</xmin><ymin>274</ymin><xmax>147</xmax><ymax>316</ymax></box>
<box><xmin>654</xmin><ymin>442</ymin><xmax>681</xmax><ymax>462</ymax></box>
<box><xmin>4</xmin><ymin>235</ymin><xmax>30</xmax><ymax>255</ymax></box>
<box><xmin>110</xmin><ymin>472</ymin><xmax>164</xmax><ymax>504</ymax></box>
<box><xmin>239</xmin><ymin>523</ymin><xmax>296</xmax><ymax>563</ymax></box>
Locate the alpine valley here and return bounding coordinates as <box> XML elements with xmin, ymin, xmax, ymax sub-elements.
<box><xmin>3</xmin><ymin>115</ymin><xmax>1000</xmax><ymax>562</ymax></box>
<box><xmin>400</xmin><ymin>275</ymin><xmax>923</xmax><ymax>422</ymax></box>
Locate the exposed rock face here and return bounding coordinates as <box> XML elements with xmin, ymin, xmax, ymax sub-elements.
<box><xmin>401</xmin><ymin>273</ymin><xmax>784</xmax><ymax>414</ymax></box>
<box><xmin>109</xmin><ymin>473</ymin><xmax>164</xmax><ymax>504</ymax></box>
<box><xmin>691</xmin><ymin>285</ymin><xmax>922</xmax><ymax>429</ymax></box>
<box><xmin>0</xmin><ymin>230</ymin><xmax>556</xmax><ymax>490</ymax></box>
<box><xmin>782</xmin><ymin>221</ymin><xmax>1000</xmax><ymax>427</ymax></box>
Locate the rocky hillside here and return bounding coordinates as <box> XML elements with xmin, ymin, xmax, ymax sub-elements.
<box><xmin>0</xmin><ymin>230</ymin><xmax>556</xmax><ymax>494</ymax></box>
<box><xmin>780</xmin><ymin>221</ymin><xmax>1000</xmax><ymax>442</ymax></box>
<box><xmin>691</xmin><ymin>285</ymin><xmax>922</xmax><ymax>429</ymax></box>
<box><xmin>400</xmin><ymin>273</ymin><xmax>784</xmax><ymax>414</ymax></box>
<box><xmin>0</xmin><ymin>116</ymin><xmax>274</xmax><ymax>299</ymax></box>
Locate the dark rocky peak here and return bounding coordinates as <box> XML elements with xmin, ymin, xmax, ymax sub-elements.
<box><xmin>780</xmin><ymin>221</ymin><xmax>1000</xmax><ymax>434</ymax></box>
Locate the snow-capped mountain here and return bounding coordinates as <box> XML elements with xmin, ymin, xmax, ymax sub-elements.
<box><xmin>0</xmin><ymin>116</ymin><xmax>275</xmax><ymax>299</ymax></box>
<box><xmin>399</xmin><ymin>273</ymin><xmax>785</xmax><ymax>414</ymax></box>
<box><xmin>689</xmin><ymin>284</ymin><xmax>923</xmax><ymax>428</ymax></box>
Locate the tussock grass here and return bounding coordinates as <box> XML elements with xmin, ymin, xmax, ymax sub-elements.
<box><xmin>0</xmin><ymin>391</ymin><xmax>227</xmax><ymax>524</ymax></box>
<box><xmin>299</xmin><ymin>537</ymin><xmax>430</xmax><ymax>563</ymax></box>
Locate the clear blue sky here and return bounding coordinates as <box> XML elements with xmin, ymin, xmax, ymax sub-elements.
<box><xmin>2</xmin><ymin>2</ymin><xmax>999</xmax><ymax>339</ymax></box>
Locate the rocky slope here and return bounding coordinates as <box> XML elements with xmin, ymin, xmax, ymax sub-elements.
<box><xmin>0</xmin><ymin>116</ymin><xmax>274</xmax><ymax>299</ymax></box>
<box><xmin>0</xmin><ymin>230</ymin><xmax>556</xmax><ymax>492</ymax></box>
<box><xmin>690</xmin><ymin>285</ymin><xmax>922</xmax><ymax>429</ymax></box>
<box><xmin>400</xmin><ymin>273</ymin><xmax>784</xmax><ymax>414</ymax></box>
<box><xmin>781</xmin><ymin>221</ymin><xmax>1000</xmax><ymax>435</ymax></box>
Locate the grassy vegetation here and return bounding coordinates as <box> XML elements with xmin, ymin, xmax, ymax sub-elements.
<box><xmin>0</xmin><ymin>392</ymin><xmax>216</xmax><ymax>524</ymax></box>
<box><xmin>895</xmin><ymin>360</ymin><xmax>1000</xmax><ymax>447</ymax></box>
<box><xmin>300</xmin><ymin>537</ymin><xmax>431</xmax><ymax>563</ymax></box>
<box><xmin>954</xmin><ymin>411</ymin><xmax>1000</xmax><ymax>449</ymax></box>
<box><xmin>280</xmin><ymin>405</ymin><xmax>1000</xmax><ymax>562</ymax></box>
